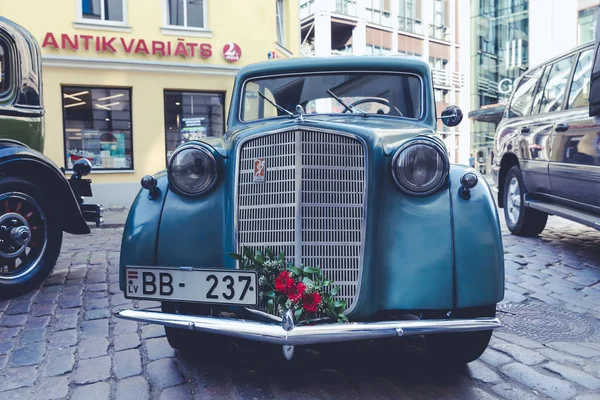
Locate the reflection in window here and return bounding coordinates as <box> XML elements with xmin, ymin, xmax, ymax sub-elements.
<box><xmin>509</xmin><ymin>68</ymin><xmax>541</xmax><ymax>118</ymax></box>
<box><xmin>62</xmin><ymin>87</ymin><xmax>132</xmax><ymax>170</ymax></box>
<box><xmin>0</xmin><ymin>40</ymin><xmax>7</xmax><ymax>94</ymax></box>
<box><xmin>537</xmin><ymin>56</ymin><xmax>575</xmax><ymax>114</ymax></box>
<box><xmin>81</xmin><ymin>0</ymin><xmax>124</xmax><ymax>22</ymax></box>
<box><xmin>276</xmin><ymin>0</ymin><xmax>285</xmax><ymax>45</ymax></box>
<box><xmin>168</xmin><ymin>0</ymin><xmax>205</xmax><ymax>28</ymax></box>
<box><xmin>568</xmin><ymin>49</ymin><xmax>593</xmax><ymax>109</ymax></box>
<box><xmin>164</xmin><ymin>91</ymin><xmax>224</xmax><ymax>161</ymax></box>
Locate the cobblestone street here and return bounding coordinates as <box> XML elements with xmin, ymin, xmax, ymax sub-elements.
<box><xmin>1</xmin><ymin>215</ymin><xmax>600</xmax><ymax>399</ymax></box>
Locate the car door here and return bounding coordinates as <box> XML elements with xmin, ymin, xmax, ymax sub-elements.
<box><xmin>549</xmin><ymin>47</ymin><xmax>600</xmax><ymax>209</ymax></box>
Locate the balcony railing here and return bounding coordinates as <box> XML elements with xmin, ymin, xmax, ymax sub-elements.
<box><xmin>300</xmin><ymin>0</ymin><xmax>315</xmax><ymax>20</ymax></box>
<box><xmin>335</xmin><ymin>0</ymin><xmax>357</xmax><ymax>17</ymax></box>
<box><xmin>432</xmin><ymin>68</ymin><xmax>452</xmax><ymax>88</ymax></box>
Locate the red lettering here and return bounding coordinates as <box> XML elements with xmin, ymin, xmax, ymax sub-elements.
<box><xmin>41</xmin><ymin>32</ymin><xmax>59</xmax><ymax>49</ymax></box>
<box><xmin>152</xmin><ymin>41</ymin><xmax>166</xmax><ymax>56</ymax></box>
<box><xmin>174</xmin><ymin>40</ymin><xmax>189</xmax><ymax>57</ymax></box>
<box><xmin>200</xmin><ymin>43</ymin><xmax>212</xmax><ymax>58</ymax></box>
<box><xmin>134</xmin><ymin>39</ymin><xmax>149</xmax><ymax>55</ymax></box>
<box><xmin>185</xmin><ymin>42</ymin><xmax>198</xmax><ymax>57</ymax></box>
<box><xmin>95</xmin><ymin>37</ymin><xmax>101</xmax><ymax>51</ymax></box>
<box><xmin>80</xmin><ymin>35</ymin><xmax>93</xmax><ymax>50</ymax></box>
<box><xmin>101</xmin><ymin>37</ymin><xmax>116</xmax><ymax>52</ymax></box>
<box><xmin>167</xmin><ymin>41</ymin><xmax>172</xmax><ymax>56</ymax></box>
<box><xmin>120</xmin><ymin>38</ymin><xmax>135</xmax><ymax>53</ymax></box>
<box><xmin>61</xmin><ymin>34</ymin><xmax>78</xmax><ymax>50</ymax></box>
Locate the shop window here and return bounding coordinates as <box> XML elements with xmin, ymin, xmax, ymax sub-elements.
<box><xmin>80</xmin><ymin>0</ymin><xmax>125</xmax><ymax>22</ymax></box>
<box><xmin>0</xmin><ymin>39</ymin><xmax>8</xmax><ymax>96</ymax></box>
<box><xmin>164</xmin><ymin>91</ymin><xmax>225</xmax><ymax>162</ymax></box>
<box><xmin>62</xmin><ymin>87</ymin><xmax>133</xmax><ymax>171</ymax></box>
<box><xmin>167</xmin><ymin>0</ymin><xmax>207</xmax><ymax>29</ymax></box>
<box><xmin>276</xmin><ymin>0</ymin><xmax>285</xmax><ymax>46</ymax></box>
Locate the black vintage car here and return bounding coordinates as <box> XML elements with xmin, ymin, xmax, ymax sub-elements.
<box><xmin>492</xmin><ymin>41</ymin><xmax>600</xmax><ymax>236</ymax></box>
<box><xmin>0</xmin><ymin>17</ymin><xmax>102</xmax><ymax>298</ymax></box>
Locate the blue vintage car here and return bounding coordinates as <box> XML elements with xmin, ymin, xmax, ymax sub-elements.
<box><xmin>116</xmin><ymin>56</ymin><xmax>504</xmax><ymax>364</ymax></box>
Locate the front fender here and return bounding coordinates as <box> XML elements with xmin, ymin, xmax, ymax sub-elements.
<box><xmin>0</xmin><ymin>142</ymin><xmax>89</xmax><ymax>234</ymax></box>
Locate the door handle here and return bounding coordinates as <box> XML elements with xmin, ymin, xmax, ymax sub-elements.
<box><xmin>555</xmin><ymin>123</ymin><xmax>569</xmax><ymax>132</ymax></box>
<box><xmin>520</xmin><ymin>126</ymin><xmax>530</xmax><ymax>134</ymax></box>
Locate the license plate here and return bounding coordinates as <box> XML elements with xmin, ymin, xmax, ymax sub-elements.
<box><xmin>124</xmin><ymin>267</ymin><xmax>258</xmax><ymax>306</ymax></box>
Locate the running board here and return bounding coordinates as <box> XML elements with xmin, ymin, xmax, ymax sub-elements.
<box><xmin>524</xmin><ymin>197</ymin><xmax>600</xmax><ymax>231</ymax></box>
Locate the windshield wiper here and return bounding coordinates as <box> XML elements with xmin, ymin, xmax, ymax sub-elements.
<box><xmin>326</xmin><ymin>89</ymin><xmax>368</xmax><ymax>117</ymax></box>
<box><xmin>257</xmin><ymin>91</ymin><xmax>294</xmax><ymax>117</ymax></box>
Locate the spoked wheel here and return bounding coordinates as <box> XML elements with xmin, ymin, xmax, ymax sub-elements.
<box><xmin>0</xmin><ymin>177</ymin><xmax>62</xmax><ymax>299</ymax></box>
<box><xmin>503</xmin><ymin>166</ymin><xmax>547</xmax><ymax>237</ymax></box>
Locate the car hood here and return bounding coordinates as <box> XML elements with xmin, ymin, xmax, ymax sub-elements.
<box><xmin>199</xmin><ymin>116</ymin><xmax>437</xmax><ymax>158</ymax></box>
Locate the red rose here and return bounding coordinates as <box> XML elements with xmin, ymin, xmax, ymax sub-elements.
<box><xmin>275</xmin><ymin>271</ymin><xmax>293</xmax><ymax>293</ymax></box>
<box><xmin>287</xmin><ymin>282</ymin><xmax>306</xmax><ymax>302</ymax></box>
<box><xmin>302</xmin><ymin>292</ymin><xmax>322</xmax><ymax>313</ymax></box>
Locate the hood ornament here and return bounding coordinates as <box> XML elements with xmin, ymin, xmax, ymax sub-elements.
<box><xmin>294</xmin><ymin>104</ymin><xmax>305</xmax><ymax>122</ymax></box>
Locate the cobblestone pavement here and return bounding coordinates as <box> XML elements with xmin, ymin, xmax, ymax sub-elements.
<box><xmin>1</xmin><ymin>216</ymin><xmax>600</xmax><ymax>399</ymax></box>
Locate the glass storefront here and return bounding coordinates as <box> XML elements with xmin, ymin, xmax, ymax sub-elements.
<box><xmin>470</xmin><ymin>0</ymin><xmax>529</xmax><ymax>175</ymax></box>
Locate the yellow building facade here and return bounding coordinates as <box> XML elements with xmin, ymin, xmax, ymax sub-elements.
<box><xmin>2</xmin><ymin>0</ymin><xmax>299</xmax><ymax>206</ymax></box>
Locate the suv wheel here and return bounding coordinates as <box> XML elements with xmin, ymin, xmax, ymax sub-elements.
<box><xmin>503</xmin><ymin>166</ymin><xmax>547</xmax><ymax>237</ymax></box>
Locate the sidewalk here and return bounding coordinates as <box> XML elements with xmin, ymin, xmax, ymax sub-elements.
<box><xmin>90</xmin><ymin>208</ymin><xmax>129</xmax><ymax>229</ymax></box>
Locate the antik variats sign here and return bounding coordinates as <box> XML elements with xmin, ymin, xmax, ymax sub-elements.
<box><xmin>41</xmin><ymin>32</ymin><xmax>214</xmax><ymax>59</ymax></box>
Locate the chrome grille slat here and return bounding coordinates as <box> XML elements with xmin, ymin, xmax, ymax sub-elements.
<box><xmin>236</xmin><ymin>129</ymin><xmax>366</xmax><ymax>312</ymax></box>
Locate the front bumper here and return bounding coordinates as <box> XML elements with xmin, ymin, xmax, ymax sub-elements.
<box><xmin>115</xmin><ymin>309</ymin><xmax>501</xmax><ymax>346</ymax></box>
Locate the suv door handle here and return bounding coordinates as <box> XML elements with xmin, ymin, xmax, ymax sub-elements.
<box><xmin>555</xmin><ymin>123</ymin><xmax>569</xmax><ymax>132</ymax></box>
<box><xmin>521</xmin><ymin>126</ymin><xmax>530</xmax><ymax>134</ymax></box>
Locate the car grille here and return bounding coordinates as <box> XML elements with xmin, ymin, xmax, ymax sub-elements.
<box><xmin>236</xmin><ymin>129</ymin><xmax>366</xmax><ymax>312</ymax></box>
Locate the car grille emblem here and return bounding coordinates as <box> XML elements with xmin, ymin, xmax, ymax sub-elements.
<box><xmin>253</xmin><ymin>158</ymin><xmax>266</xmax><ymax>182</ymax></box>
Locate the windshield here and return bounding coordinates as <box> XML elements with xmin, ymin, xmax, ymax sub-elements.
<box><xmin>241</xmin><ymin>72</ymin><xmax>422</xmax><ymax>122</ymax></box>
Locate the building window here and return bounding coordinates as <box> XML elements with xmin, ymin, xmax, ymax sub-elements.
<box><xmin>366</xmin><ymin>0</ymin><xmax>392</xmax><ymax>27</ymax></box>
<box><xmin>62</xmin><ymin>87</ymin><xmax>133</xmax><ymax>171</ymax></box>
<box><xmin>276</xmin><ymin>0</ymin><xmax>285</xmax><ymax>46</ymax></box>
<box><xmin>80</xmin><ymin>0</ymin><xmax>125</xmax><ymax>22</ymax></box>
<box><xmin>164</xmin><ymin>91</ymin><xmax>225</xmax><ymax>162</ymax></box>
<box><xmin>167</xmin><ymin>0</ymin><xmax>206</xmax><ymax>29</ymax></box>
<box><xmin>429</xmin><ymin>0</ymin><xmax>446</xmax><ymax>39</ymax></box>
<box><xmin>578</xmin><ymin>7</ymin><xmax>598</xmax><ymax>45</ymax></box>
<box><xmin>398</xmin><ymin>0</ymin><xmax>421</xmax><ymax>34</ymax></box>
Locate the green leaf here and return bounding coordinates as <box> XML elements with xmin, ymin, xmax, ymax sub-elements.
<box><xmin>338</xmin><ymin>313</ymin><xmax>349</xmax><ymax>323</ymax></box>
<box><xmin>243</xmin><ymin>247</ymin><xmax>255</xmax><ymax>261</ymax></box>
<box><xmin>287</xmin><ymin>266</ymin><xmax>303</xmax><ymax>276</ymax></box>
<box><xmin>334</xmin><ymin>300</ymin><xmax>346</xmax><ymax>308</ymax></box>
<box><xmin>294</xmin><ymin>309</ymin><xmax>303</xmax><ymax>320</ymax></box>
<box><xmin>255</xmin><ymin>252</ymin><xmax>264</xmax><ymax>265</ymax></box>
<box><xmin>264</xmin><ymin>291</ymin><xmax>277</xmax><ymax>298</ymax></box>
<box><xmin>303</xmin><ymin>267</ymin><xmax>321</xmax><ymax>275</ymax></box>
<box><xmin>278</xmin><ymin>252</ymin><xmax>285</xmax><ymax>262</ymax></box>
<box><xmin>266</xmin><ymin>248</ymin><xmax>274</xmax><ymax>259</ymax></box>
<box><xmin>302</xmin><ymin>276</ymin><xmax>314</xmax><ymax>285</ymax></box>
<box><xmin>266</xmin><ymin>299</ymin><xmax>274</xmax><ymax>313</ymax></box>
<box><xmin>322</xmin><ymin>280</ymin><xmax>332</xmax><ymax>287</ymax></box>
<box><xmin>330</xmin><ymin>287</ymin><xmax>340</xmax><ymax>296</ymax></box>
<box><xmin>227</xmin><ymin>252</ymin><xmax>243</xmax><ymax>261</ymax></box>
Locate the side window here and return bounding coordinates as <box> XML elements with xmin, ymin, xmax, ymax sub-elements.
<box><xmin>568</xmin><ymin>48</ymin><xmax>593</xmax><ymax>109</ymax></box>
<box><xmin>509</xmin><ymin>68</ymin><xmax>542</xmax><ymax>118</ymax></box>
<box><xmin>242</xmin><ymin>82</ymin><xmax>277</xmax><ymax>121</ymax></box>
<box><xmin>530</xmin><ymin>66</ymin><xmax>552</xmax><ymax>115</ymax></box>
<box><xmin>537</xmin><ymin>55</ymin><xmax>576</xmax><ymax>114</ymax></box>
<box><xmin>0</xmin><ymin>38</ymin><xmax>8</xmax><ymax>95</ymax></box>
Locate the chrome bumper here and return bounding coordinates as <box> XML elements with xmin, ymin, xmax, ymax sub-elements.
<box><xmin>115</xmin><ymin>309</ymin><xmax>501</xmax><ymax>346</ymax></box>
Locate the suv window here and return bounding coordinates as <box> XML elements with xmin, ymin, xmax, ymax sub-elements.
<box><xmin>509</xmin><ymin>68</ymin><xmax>542</xmax><ymax>118</ymax></box>
<box><xmin>537</xmin><ymin>55</ymin><xmax>576</xmax><ymax>114</ymax></box>
<box><xmin>0</xmin><ymin>39</ymin><xmax>8</xmax><ymax>94</ymax></box>
<box><xmin>568</xmin><ymin>48</ymin><xmax>593</xmax><ymax>109</ymax></box>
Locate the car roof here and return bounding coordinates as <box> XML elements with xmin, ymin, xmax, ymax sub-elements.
<box><xmin>526</xmin><ymin>41</ymin><xmax>594</xmax><ymax>74</ymax></box>
<box><xmin>234</xmin><ymin>55</ymin><xmax>431</xmax><ymax>82</ymax></box>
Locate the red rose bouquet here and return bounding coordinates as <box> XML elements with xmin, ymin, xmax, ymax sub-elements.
<box><xmin>229</xmin><ymin>247</ymin><xmax>348</xmax><ymax>323</ymax></box>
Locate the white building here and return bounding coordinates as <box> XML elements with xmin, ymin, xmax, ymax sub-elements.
<box><xmin>299</xmin><ymin>0</ymin><xmax>471</xmax><ymax>164</ymax></box>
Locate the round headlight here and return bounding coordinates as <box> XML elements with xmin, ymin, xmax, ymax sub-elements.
<box><xmin>168</xmin><ymin>145</ymin><xmax>217</xmax><ymax>196</ymax></box>
<box><xmin>391</xmin><ymin>139</ymin><xmax>449</xmax><ymax>196</ymax></box>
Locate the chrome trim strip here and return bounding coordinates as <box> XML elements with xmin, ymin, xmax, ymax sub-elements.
<box><xmin>233</xmin><ymin>126</ymin><xmax>369</xmax><ymax>314</ymax></box>
<box><xmin>294</xmin><ymin>130</ymin><xmax>303</xmax><ymax>268</ymax></box>
<box><xmin>115</xmin><ymin>309</ymin><xmax>501</xmax><ymax>346</ymax></box>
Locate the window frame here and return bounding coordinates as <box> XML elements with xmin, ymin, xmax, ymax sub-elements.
<box><xmin>566</xmin><ymin>47</ymin><xmax>594</xmax><ymax>110</ymax></box>
<box><xmin>163</xmin><ymin>0</ymin><xmax>209</xmax><ymax>31</ymax></box>
<box><xmin>276</xmin><ymin>0</ymin><xmax>285</xmax><ymax>46</ymax></box>
<box><xmin>77</xmin><ymin>0</ymin><xmax>128</xmax><ymax>27</ymax></box>
<box><xmin>61</xmin><ymin>85</ymin><xmax>134</xmax><ymax>172</ymax></box>
<box><xmin>163</xmin><ymin>89</ymin><xmax>226</xmax><ymax>166</ymax></box>
<box><xmin>0</xmin><ymin>35</ymin><xmax>13</xmax><ymax>104</ymax></box>
<box><xmin>508</xmin><ymin>67</ymin><xmax>543</xmax><ymax>118</ymax></box>
<box><xmin>534</xmin><ymin>54</ymin><xmax>577</xmax><ymax>115</ymax></box>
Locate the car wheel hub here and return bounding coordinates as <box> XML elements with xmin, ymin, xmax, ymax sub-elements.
<box><xmin>0</xmin><ymin>193</ymin><xmax>47</xmax><ymax>279</ymax></box>
<box><xmin>507</xmin><ymin>177</ymin><xmax>521</xmax><ymax>225</ymax></box>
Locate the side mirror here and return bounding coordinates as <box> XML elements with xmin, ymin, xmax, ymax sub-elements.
<box><xmin>72</xmin><ymin>159</ymin><xmax>92</xmax><ymax>178</ymax></box>
<box><xmin>440</xmin><ymin>105</ymin><xmax>463</xmax><ymax>127</ymax></box>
